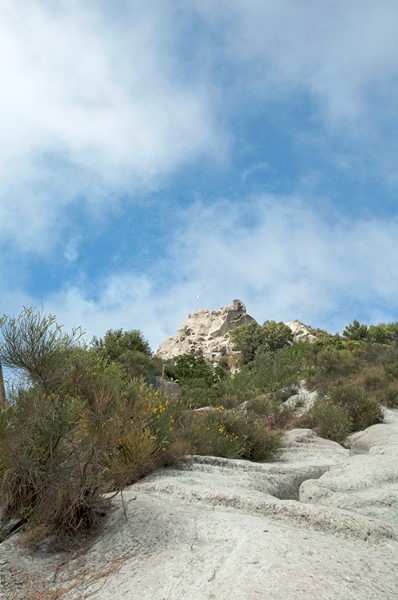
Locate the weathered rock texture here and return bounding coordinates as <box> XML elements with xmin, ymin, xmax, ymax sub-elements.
<box><xmin>2</xmin><ymin>411</ymin><xmax>398</xmax><ymax>599</ymax></box>
<box><xmin>285</xmin><ymin>320</ymin><xmax>318</xmax><ymax>343</ymax></box>
<box><xmin>157</xmin><ymin>302</ymin><xmax>318</xmax><ymax>362</ymax></box>
<box><xmin>157</xmin><ymin>299</ymin><xmax>254</xmax><ymax>360</ymax></box>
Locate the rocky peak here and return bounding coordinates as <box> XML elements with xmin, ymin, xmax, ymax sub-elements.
<box><xmin>157</xmin><ymin>299</ymin><xmax>254</xmax><ymax>360</ymax></box>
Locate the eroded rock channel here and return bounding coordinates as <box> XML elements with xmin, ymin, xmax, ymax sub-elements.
<box><xmin>1</xmin><ymin>411</ymin><xmax>398</xmax><ymax>599</ymax></box>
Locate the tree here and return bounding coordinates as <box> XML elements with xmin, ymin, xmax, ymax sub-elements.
<box><xmin>367</xmin><ymin>323</ymin><xmax>398</xmax><ymax>345</ymax></box>
<box><xmin>165</xmin><ymin>352</ymin><xmax>222</xmax><ymax>387</ymax></box>
<box><xmin>231</xmin><ymin>320</ymin><xmax>293</xmax><ymax>364</ymax></box>
<box><xmin>0</xmin><ymin>307</ymin><xmax>83</xmax><ymax>388</ymax></box>
<box><xmin>342</xmin><ymin>319</ymin><xmax>368</xmax><ymax>341</ymax></box>
<box><xmin>92</xmin><ymin>328</ymin><xmax>151</xmax><ymax>361</ymax></box>
<box><xmin>91</xmin><ymin>329</ymin><xmax>161</xmax><ymax>381</ymax></box>
<box><xmin>261</xmin><ymin>320</ymin><xmax>293</xmax><ymax>352</ymax></box>
<box><xmin>230</xmin><ymin>321</ymin><xmax>265</xmax><ymax>364</ymax></box>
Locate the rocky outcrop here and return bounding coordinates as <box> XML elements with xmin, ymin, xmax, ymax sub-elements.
<box><xmin>157</xmin><ymin>302</ymin><xmax>319</xmax><ymax>362</ymax></box>
<box><xmin>286</xmin><ymin>320</ymin><xmax>318</xmax><ymax>343</ymax></box>
<box><xmin>157</xmin><ymin>299</ymin><xmax>254</xmax><ymax>360</ymax></box>
<box><xmin>3</xmin><ymin>412</ymin><xmax>398</xmax><ymax>599</ymax></box>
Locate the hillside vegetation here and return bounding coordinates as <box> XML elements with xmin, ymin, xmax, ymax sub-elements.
<box><xmin>0</xmin><ymin>309</ymin><xmax>396</xmax><ymax>544</ymax></box>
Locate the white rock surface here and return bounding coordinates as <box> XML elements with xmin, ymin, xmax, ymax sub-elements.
<box><xmin>2</xmin><ymin>412</ymin><xmax>398</xmax><ymax>599</ymax></box>
<box><xmin>157</xmin><ymin>299</ymin><xmax>254</xmax><ymax>360</ymax></box>
<box><xmin>157</xmin><ymin>302</ymin><xmax>318</xmax><ymax>363</ymax></box>
<box><xmin>283</xmin><ymin>381</ymin><xmax>318</xmax><ymax>416</ymax></box>
<box><xmin>299</xmin><ymin>409</ymin><xmax>398</xmax><ymax>525</ymax></box>
<box><xmin>285</xmin><ymin>320</ymin><xmax>318</xmax><ymax>343</ymax></box>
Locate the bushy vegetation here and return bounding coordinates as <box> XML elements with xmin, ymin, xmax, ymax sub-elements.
<box><xmin>230</xmin><ymin>320</ymin><xmax>293</xmax><ymax>364</ymax></box>
<box><xmin>0</xmin><ymin>310</ymin><xmax>182</xmax><ymax>543</ymax></box>
<box><xmin>0</xmin><ymin>308</ymin><xmax>396</xmax><ymax>545</ymax></box>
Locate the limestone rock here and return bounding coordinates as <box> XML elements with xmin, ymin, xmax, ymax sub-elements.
<box><xmin>4</xmin><ymin>414</ymin><xmax>398</xmax><ymax>599</ymax></box>
<box><xmin>283</xmin><ymin>381</ymin><xmax>318</xmax><ymax>416</ymax></box>
<box><xmin>157</xmin><ymin>299</ymin><xmax>254</xmax><ymax>360</ymax></box>
<box><xmin>286</xmin><ymin>320</ymin><xmax>318</xmax><ymax>343</ymax></box>
<box><xmin>299</xmin><ymin>409</ymin><xmax>398</xmax><ymax>526</ymax></box>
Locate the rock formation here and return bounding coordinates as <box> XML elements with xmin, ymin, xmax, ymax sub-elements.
<box><xmin>157</xmin><ymin>301</ymin><xmax>318</xmax><ymax>361</ymax></box>
<box><xmin>3</xmin><ymin>410</ymin><xmax>398</xmax><ymax>599</ymax></box>
<box><xmin>285</xmin><ymin>320</ymin><xmax>318</xmax><ymax>343</ymax></box>
<box><xmin>157</xmin><ymin>299</ymin><xmax>254</xmax><ymax>360</ymax></box>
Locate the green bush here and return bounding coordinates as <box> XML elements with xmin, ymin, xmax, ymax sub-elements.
<box><xmin>308</xmin><ymin>399</ymin><xmax>352</xmax><ymax>442</ymax></box>
<box><xmin>247</xmin><ymin>394</ymin><xmax>296</xmax><ymax>429</ymax></box>
<box><xmin>91</xmin><ymin>328</ymin><xmax>162</xmax><ymax>382</ymax></box>
<box><xmin>166</xmin><ymin>352</ymin><xmax>223</xmax><ymax>387</ymax></box>
<box><xmin>183</xmin><ymin>409</ymin><xmax>284</xmax><ymax>461</ymax></box>
<box><xmin>0</xmin><ymin>309</ymin><xmax>174</xmax><ymax>541</ymax></box>
<box><xmin>231</xmin><ymin>320</ymin><xmax>293</xmax><ymax>364</ymax></box>
<box><xmin>327</xmin><ymin>384</ymin><xmax>383</xmax><ymax>431</ymax></box>
<box><xmin>384</xmin><ymin>382</ymin><xmax>398</xmax><ymax>408</ymax></box>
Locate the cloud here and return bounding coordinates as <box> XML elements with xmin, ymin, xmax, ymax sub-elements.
<box><xmin>0</xmin><ymin>1</ymin><xmax>225</xmax><ymax>253</ymax></box>
<box><xmin>30</xmin><ymin>195</ymin><xmax>398</xmax><ymax>351</ymax></box>
<box><xmin>195</xmin><ymin>0</ymin><xmax>398</xmax><ymax>125</ymax></box>
<box><xmin>168</xmin><ymin>197</ymin><xmax>398</xmax><ymax>329</ymax></box>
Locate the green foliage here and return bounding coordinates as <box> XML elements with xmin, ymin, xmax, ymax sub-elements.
<box><xmin>367</xmin><ymin>322</ymin><xmax>398</xmax><ymax>344</ymax></box>
<box><xmin>308</xmin><ymin>400</ymin><xmax>352</xmax><ymax>442</ymax></box>
<box><xmin>230</xmin><ymin>321</ymin><xmax>265</xmax><ymax>364</ymax></box>
<box><xmin>249</xmin><ymin>344</ymin><xmax>309</xmax><ymax>393</ymax></box>
<box><xmin>261</xmin><ymin>320</ymin><xmax>294</xmax><ymax>351</ymax></box>
<box><xmin>184</xmin><ymin>409</ymin><xmax>284</xmax><ymax>461</ymax></box>
<box><xmin>343</xmin><ymin>319</ymin><xmax>368</xmax><ymax>341</ymax></box>
<box><xmin>0</xmin><ymin>309</ymin><xmax>175</xmax><ymax>541</ymax></box>
<box><xmin>166</xmin><ymin>353</ymin><xmax>223</xmax><ymax>387</ymax></box>
<box><xmin>92</xmin><ymin>328</ymin><xmax>151</xmax><ymax>360</ymax></box>
<box><xmin>91</xmin><ymin>329</ymin><xmax>161</xmax><ymax>382</ymax></box>
<box><xmin>231</xmin><ymin>320</ymin><xmax>293</xmax><ymax>364</ymax></box>
<box><xmin>246</xmin><ymin>394</ymin><xmax>296</xmax><ymax>429</ymax></box>
<box><xmin>0</xmin><ymin>307</ymin><xmax>83</xmax><ymax>388</ymax></box>
<box><xmin>327</xmin><ymin>384</ymin><xmax>383</xmax><ymax>431</ymax></box>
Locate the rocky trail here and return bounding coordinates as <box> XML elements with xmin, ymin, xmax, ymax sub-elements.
<box><xmin>1</xmin><ymin>410</ymin><xmax>397</xmax><ymax>599</ymax></box>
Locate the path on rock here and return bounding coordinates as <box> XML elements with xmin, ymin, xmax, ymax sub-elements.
<box><xmin>1</xmin><ymin>411</ymin><xmax>398</xmax><ymax>599</ymax></box>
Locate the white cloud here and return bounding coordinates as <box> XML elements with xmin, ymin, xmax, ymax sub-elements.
<box><xmin>0</xmin><ymin>1</ymin><xmax>224</xmax><ymax>252</ymax></box>
<box><xmin>195</xmin><ymin>0</ymin><xmax>398</xmax><ymax>127</ymax></box>
<box><xmin>27</xmin><ymin>195</ymin><xmax>398</xmax><ymax>351</ymax></box>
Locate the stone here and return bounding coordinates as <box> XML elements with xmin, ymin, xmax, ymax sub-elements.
<box><xmin>157</xmin><ymin>299</ymin><xmax>254</xmax><ymax>360</ymax></box>
<box><xmin>1</xmin><ymin>412</ymin><xmax>398</xmax><ymax>599</ymax></box>
<box><xmin>285</xmin><ymin>320</ymin><xmax>318</xmax><ymax>343</ymax></box>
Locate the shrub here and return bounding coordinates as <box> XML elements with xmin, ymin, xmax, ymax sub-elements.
<box><xmin>247</xmin><ymin>394</ymin><xmax>296</xmax><ymax>429</ymax></box>
<box><xmin>231</xmin><ymin>320</ymin><xmax>293</xmax><ymax>364</ymax></box>
<box><xmin>343</xmin><ymin>320</ymin><xmax>368</xmax><ymax>341</ymax></box>
<box><xmin>0</xmin><ymin>309</ymin><xmax>176</xmax><ymax>541</ymax></box>
<box><xmin>327</xmin><ymin>384</ymin><xmax>383</xmax><ymax>431</ymax></box>
<box><xmin>230</xmin><ymin>321</ymin><xmax>265</xmax><ymax>364</ymax></box>
<box><xmin>0</xmin><ymin>379</ymin><xmax>163</xmax><ymax>538</ymax></box>
<box><xmin>249</xmin><ymin>344</ymin><xmax>308</xmax><ymax>393</ymax></box>
<box><xmin>308</xmin><ymin>399</ymin><xmax>352</xmax><ymax>442</ymax></box>
<box><xmin>91</xmin><ymin>329</ymin><xmax>162</xmax><ymax>382</ymax></box>
<box><xmin>0</xmin><ymin>307</ymin><xmax>83</xmax><ymax>388</ymax></box>
<box><xmin>166</xmin><ymin>353</ymin><xmax>223</xmax><ymax>387</ymax></box>
<box><xmin>183</xmin><ymin>409</ymin><xmax>284</xmax><ymax>461</ymax></box>
<box><xmin>261</xmin><ymin>320</ymin><xmax>294</xmax><ymax>352</ymax></box>
<box><xmin>382</xmin><ymin>382</ymin><xmax>398</xmax><ymax>408</ymax></box>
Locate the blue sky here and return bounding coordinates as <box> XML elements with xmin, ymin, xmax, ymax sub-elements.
<box><xmin>1</xmin><ymin>0</ymin><xmax>398</xmax><ymax>352</ymax></box>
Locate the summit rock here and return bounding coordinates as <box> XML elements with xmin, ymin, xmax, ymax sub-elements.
<box><xmin>157</xmin><ymin>299</ymin><xmax>254</xmax><ymax>360</ymax></box>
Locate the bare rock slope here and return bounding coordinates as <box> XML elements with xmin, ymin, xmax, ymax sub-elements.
<box><xmin>2</xmin><ymin>410</ymin><xmax>398</xmax><ymax>599</ymax></box>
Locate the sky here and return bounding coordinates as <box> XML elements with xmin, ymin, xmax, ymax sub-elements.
<box><xmin>1</xmin><ymin>0</ymin><xmax>398</xmax><ymax>355</ymax></box>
